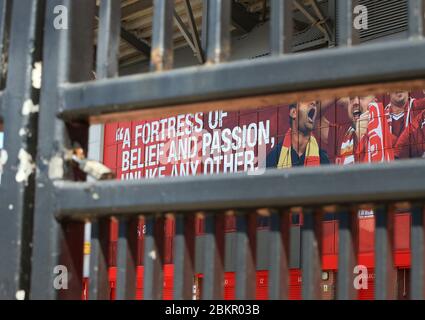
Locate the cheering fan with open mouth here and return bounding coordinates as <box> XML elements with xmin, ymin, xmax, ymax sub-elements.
<box><xmin>336</xmin><ymin>95</ymin><xmax>394</xmax><ymax>165</ymax></box>
<box><xmin>268</xmin><ymin>101</ymin><xmax>330</xmax><ymax>168</ymax></box>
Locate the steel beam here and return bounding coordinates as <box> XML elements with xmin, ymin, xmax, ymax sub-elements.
<box><xmin>0</xmin><ymin>0</ymin><xmax>44</xmax><ymax>300</ymax></box>
<box><xmin>409</xmin><ymin>0</ymin><xmax>425</xmax><ymax>38</ymax></box>
<box><xmin>202</xmin><ymin>213</ymin><xmax>225</xmax><ymax>300</ymax></box>
<box><xmin>59</xmin><ymin>39</ymin><xmax>425</xmax><ymax>120</ymax></box>
<box><xmin>270</xmin><ymin>0</ymin><xmax>293</xmax><ymax>55</ymax></box>
<box><xmin>95</xmin><ymin>4</ymin><xmax>151</xmax><ymax>59</ymax></box>
<box><xmin>54</xmin><ymin>159</ymin><xmax>425</xmax><ymax>220</ymax></box>
<box><xmin>234</xmin><ymin>211</ymin><xmax>256</xmax><ymax>300</ymax></box>
<box><xmin>183</xmin><ymin>0</ymin><xmax>205</xmax><ymax>63</ymax></box>
<box><xmin>150</xmin><ymin>0</ymin><xmax>174</xmax><ymax>71</ymax></box>
<box><xmin>206</xmin><ymin>0</ymin><xmax>231</xmax><ymax>64</ymax></box>
<box><xmin>143</xmin><ymin>215</ymin><xmax>165</xmax><ymax>300</ymax></box>
<box><xmin>336</xmin><ymin>0</ymin><xmax>358</xmax><ymax>46</ymax></box>
<box><xmin>115</xmin><ymin>218</ymin><xmax>137</xmax><ymax>300</ymax></box>
<box><xmin>173</xmin><ymin>213</ymin><xmax>196</xmax><ymax>300</ymax></box>
<box><xmin>30</xmin><ymin>0</ymin><xmax>96</xmax><ymax>300</ymax></box>
<box><xmin>120</xmin><ymin>28</ymin><xmax>151</xmax><ymax>58</ymax></box>
<box><xmin>0</xmin><ymin>91</ymin><xmax>3</xmax><ymax>119</ymax></box>
<box><xmin>411</xmin><ymin>205</ymin><xmax>425</xmax><ymax>299</ymax></box>
<box><xmin>301</xmin><ymin>209</ymin><xmax>323</xmax><ymax>300</ymax></box>
<box><xmin>97</xmin><ymin>0</ymin><xmax>121</xmax><ymax>79</ymax></box>
<box><xmin>0</xmin><ymin>0</ymin><xmax>11</xmax><ymax>89</ymax></box>
<box><xmin>337</xmin><ymin>208</ymin><xmax>357</xmax><ymax>300</ymax></box>
<box><xmin>174</xmin><ymin>10</ymin><xmax>197</xmax><ymax>55</ymax></box>
<box><xmin>375</xmin><ymin>205</ymin><xmax>396</xmax><ymax>300</ymax></box>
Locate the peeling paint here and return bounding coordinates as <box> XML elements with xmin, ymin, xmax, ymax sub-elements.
<box><xmin>32</xmin><ymin>61</ymin><xmax>42</xmax><ymax>89</ymax></box>
<box><xmin>15</xmin><ymin>149</ymin><xmax>36</xmax><ymax>184</ymax></box>
<box><xmin>0</xmin><ymin>149</ymin><xmax>8</xmax><ymax>176</ymax></box>
<box><xmin>22</xmin><ymin>99</ymin><xmax>39</xmax><ymax>116</ymax></box>
<box><xmin>15</xmin><ymin>290</ymin><xmax>25</xmax><ymax>300</ymax></box>
<box><xmin>149</xmin><ymin>250</ymin><xmax>157</xmax><ymax>260</ymax></box>
<box><xmin>48</xmin><ymin>156</ymin><xmax>64</xmax><ymax>180</ymax></box>
<box><xmin>19</xmin><ymin>128</ymin><xmax>28</xmax><ymax>137</ymax></box>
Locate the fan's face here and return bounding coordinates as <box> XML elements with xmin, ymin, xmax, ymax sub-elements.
<box><xmin>390</xmin><ymin>91</ymin><xmax>409</xmax><ymax>107</ymax></box>
<box><xmin>348</xmin><ymin>96</ymin><xmax>374</xmax><ymax>123</ymax></box>
<box><xmin>294</xmin><ymin>101</ymin><xmax>318</xmax><ymax>133</ymax></box>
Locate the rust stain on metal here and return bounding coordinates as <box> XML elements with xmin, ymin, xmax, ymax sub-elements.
<box><xmin>151</xmin><ymin>47</ymin><xmax>173</xmax><ymax>71</ymax></box>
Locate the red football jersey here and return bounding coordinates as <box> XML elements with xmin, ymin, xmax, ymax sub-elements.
<box><xmin>394</xmin><ymin>109</ymin><xmax>425</xmax><ymax>159</ymax></box>
<box><xmin>386</xmin><ymin>97</ymin><xmax>425</xmax><ymax>145</ymax></box>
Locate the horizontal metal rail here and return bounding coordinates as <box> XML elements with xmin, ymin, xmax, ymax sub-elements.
<box><xmin>0</xmin><ymin>90</ymin><xmax>3</xmax><ymax>118</ymax></box>
<box><xmin>59</xmin><ymin>39</ymin><xmax>425</xmax><ymax>120</ymax></box>
<box><xmin>54</xmin><ymin>159</ymin><xmax>425</xmax><ymax>220</ymax></box>
<box><xmin>20</xmin><ymin>0</ymin><xmax>425</xmax><ymax>301</ymax></box>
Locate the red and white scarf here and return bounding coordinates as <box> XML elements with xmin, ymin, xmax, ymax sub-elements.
<box><xmin>358</xmin><ymin>101</ymin><xmax>394</xmax><ymax>163</ymax></box>
<box><xmin>337</xmin><ymin>101</ymin><xmax>394</xmax><ymax>164</ymax></box>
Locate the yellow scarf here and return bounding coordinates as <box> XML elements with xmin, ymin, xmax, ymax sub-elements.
<box><xmin>277</xmin><ymin>129</ymin><xmax>321</xmax><ymax>169</ymax></box>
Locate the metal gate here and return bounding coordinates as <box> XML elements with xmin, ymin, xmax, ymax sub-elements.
<box><xmin>1</xmin><ymin>0</ymin><xmax>425</xmax><ymax>300</ymax></box>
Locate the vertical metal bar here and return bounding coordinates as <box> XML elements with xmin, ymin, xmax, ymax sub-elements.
<box><xmin>327</xmin><ymin>0</ymin><xmax>336</xmax><ymax>47</ymax></box>
<box><xmin>143</xmin><ymin>215</ymin><xmax>165</xmax><ymax>300</ymax></box>
<box><xmin>337</xmin><ymin>207</ymin><xmax>357</xmax><ymax>300</ymax></box>
<box><xmin>268</xmin><ymin>210</ymin><xmax>290</xmax><ymax>300</ymax></box>
<box><xmin>89</xmin><ymin>0</ymin><xmax>116</xmax><ymax>299</ymax></box>
<box><xmin>235</xmin><ymin>211</ymin><xmax>256</xmax><ymax>300</ymax></box>
<box><xmin>116</xmin><ymin>218</ymin><xmax>137</xmax><ymax>300</ymax></box>
<box><xmin>411</xmin><ymin>204</ymin><xmax>424</xmax><ymax>300</ymax></box>
<box><xmin>136</xmin><ymin>216</ymin><xmax>145</xmax><ymax>299</ymax></box>
<box><xmin>201</xmin><ymin>0</ymin><xmax>209</xmax><ymax>53</ymax></box>
<box><xmin>301</xmin><ymin>208</ymin><xmax>322</xmax><ymax>300</ymax></box>
<box><xmin>88</xmin><ymin>221</ymin><xmax>101</xmax><ymax>300</ymax></box>
<box><xmin>336</xmin><ymin>0</ymin><xmax>357</xmax><ymax>46</ymax></box>
<box><xmin>0</xmin><ymin>0</ymin><xmax>44</xmax><ymax>300</ymax></box>
<box><xmin>202</xmin><ymin>213</ymin><xmax>225</xmax><ymax>300</ymax></box>
<box><xmin>58</xmin><ymin>222</ymin><xmax>85</xmax><ymax>300</ymax></box>
<box><xmin>270</xmin><ymin>0</ymin><xmax>293</xmax><ymax>55</ymax></box>
<box><xmin>88</xmin><ymin>219</ymin><xmax>111</xmax><ymax>300</ymax></box>
<box><xmin>174</xmin><ymin>213</ymin><xmax>196</xmax><ymax>300</ymax></box>
<box><xmin>0</xmin><ymin>0</ymin><xmax>11</xmax><ymax>89</ymax></box>
<box><xmin>96</xmin><ymin>0</ymin><xmax>121</xmax><ymax>78</ymax></box>
<box><xmin>206</xmin><ymin>0</ymin><xmax>231</xmax><ymax>64</ymax></box>
<box><xmin>0</xmin><ymin>89</ymin><xmax>3</xmax><ymax>118</ymax></box>
<box><xmin>375</xmin><ymin>205</ymin><xmax>396</xmax><ymax>300</ymax></box>
<box><xmin>150</xmin><ymin>0</ymin><xmax>174</xmax><ymax>71</ymax></box>
<box><xmin>409</xmin><ymin>0</ymin><xmax>425</xmax><ymax>38</ymax></box>
<box><xmin>31</xmin><ymin>0</ymin><xmax>96</xmax><ymax>299</ymax></box>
